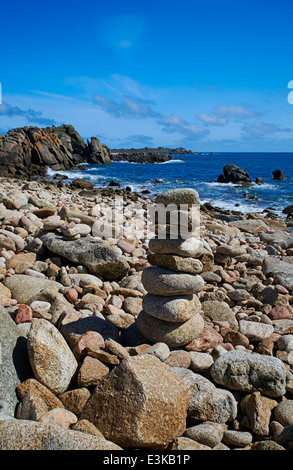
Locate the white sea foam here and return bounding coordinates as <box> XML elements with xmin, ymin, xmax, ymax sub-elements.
<box><xmin>46</xmin><ymin>167</ymin><xmax>57</xmax><ymax>177</ymax></box>
<box><xmin>46</xmin><ymin>167</ymin><xmax>107</xmax><ymax>183</ymax></box>
<box><xmin>204</xmin><ymin>180</ymin><xmax>277</xmax><ymax>191</ymax></box>
<box><xmin>204</xmin><ymin>181</ymin><xmax>236</xmax><ymax>188</ymax></box>
<box><xmin>153</xmin><ymin>159</ymin><xmax>184</xmax><ymax>164</ymax></box>
<box><xmin>199</xmin><ymin>197</ymin><xmax>282</xmax><ymax>216</ymax></box>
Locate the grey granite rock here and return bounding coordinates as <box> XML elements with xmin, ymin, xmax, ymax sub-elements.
<box><xmin>147</xmin><ymin>253</ymin><xmax>203</xmax><ymax>273</ymax></box>
<box><xmin>81</xmin><ymin>355</ymin><xmax>189</xmax><ymax>449</ymax></box>
<box><xmin>0</xmin><ymin>418</ymin><xmax>122</xmax><ymax>450</ymax></box>
<box><xmin>40</xmin><ymin>232</ymin><xmax>129</xmax><ymax>280</ymax></box>
<box><xmin>210</xmin><ymin>351</ymin><xmax>288</xmax><ymax>397</ymax></box>
<box><xmin>172</xmin><ymin>367</ymin><xmax>237</xmax><ymax>423</ymax></box>
<box><xmin>0</xmin><ymin>307</ymin><xmax>32</xmax><ymax>418</ymax></box>
<box><xmin>154</xmin><ymin>188</ymin><xmax>199</xmax><ymax>206</ymax></box>
<box><xmin>148</xmin><ymin>236</ymin><xmax>204</xmax><ymax>258</ymax></box>
<box><xmin>4</xmin><ymin>274</ymin><xmax>63</xmax><ymax>304</ymax></box>
<box><xmin>27</xmin><ymin>319</ymin><xmax>78</xmax><ymax>395</ymax></box>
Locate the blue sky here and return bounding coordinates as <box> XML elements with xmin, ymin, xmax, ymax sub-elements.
<box><xmin>1</xmin><ymin>0</ymin><xmax>293</xmax><ymax>151</ymax></box>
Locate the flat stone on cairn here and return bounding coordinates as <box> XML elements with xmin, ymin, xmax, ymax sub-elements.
<box><xmin>137</xmin><ymin>188</ymin><xmax>205</xmax><ymax>347</ymax></box>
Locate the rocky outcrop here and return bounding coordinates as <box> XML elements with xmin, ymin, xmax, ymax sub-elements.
<box><xmin>217</xmin><ymin>164</ymin><xmax>252</xmax><ymax>184</ymax></box>
<box><xmin>0</xmin><ymin>124</ymin><xmax>112</xmax><ymax>177</ymax></box>
<box><xmin>85</xmin><ymin>137</ymin><xmax>112</xmax><ymax>165</ymax></box>
<box><xmin>111</xmin><ymin>150</ymin><xmax>175</xmax><ymax>163</ymax></box>
<box><xmin>273</xmin><ymin>169</ymin><xmax>286</xmax><ymax>180</ymax></box>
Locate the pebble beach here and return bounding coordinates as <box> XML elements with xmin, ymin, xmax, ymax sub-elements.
<box><xmin>1</xmin><ymin>174</ymin><xmax>293</xmax><ymax>452</ymax></box>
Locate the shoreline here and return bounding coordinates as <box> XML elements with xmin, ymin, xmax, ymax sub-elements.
<box><xmin>46</xmin><ymin>167</ymin><xmax>291</xmax><ymax>220</ymax></box>
<box><xmin>0</xmin><ymin>174</ymin><xmax>293</xmax><ymax>450</ymax></box>
<box><xmin>45</xmin><ymin>156</ymin><xmax>293</xmax><ymax>219</ymax></box>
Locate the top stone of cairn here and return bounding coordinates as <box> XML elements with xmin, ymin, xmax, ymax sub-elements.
<box><xmin>154</xmin><ymin>188</ymin><xmax>199</xmax><ymax>206</ymax></box>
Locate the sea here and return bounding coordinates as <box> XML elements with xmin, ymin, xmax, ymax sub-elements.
<box><xmin>47</xmin><ymin>152</ymin><xmax>293</xmax><ymax>217</ymax></box>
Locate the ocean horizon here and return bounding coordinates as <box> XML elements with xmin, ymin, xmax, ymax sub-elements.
<box><xmin>47</xmin><ymin>152</ymin><xmax>293</xmax><ymax>217</ymax></box>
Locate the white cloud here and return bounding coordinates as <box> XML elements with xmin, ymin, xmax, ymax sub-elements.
<box><xmin>93</xmin><ymin>94</ymin><xmax>159</xmax><ymax>119</ymax></box>
<box><xmin>157</xmin><ymin>113</ymin><xmax>208</xmax><ymax>138</ymax></box>
<box><xmin>213</xmin><ymin>104</ymin><xmax>261</xmax><ymax>119</ymax></box>
<box><xmin>197</xmin><ymin>113</ymin><xmax>228</xmax><ymax>125</ymax></box>
<box><xmin>241</xmin><ymin>121</ymin><xmax>292</xmax><ymax>137</ymax></box>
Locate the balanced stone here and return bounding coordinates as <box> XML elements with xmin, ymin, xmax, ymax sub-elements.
<box><xmin>149</xmin><ymin>236</ymin><xmax>204</xmax><ymax>258</ymax></box>
<box><xmin>137</xmin><ymin>187</ymin><xmax>206</xmax><ymax>348</ymax></box>
<box><xmin>150</xmin><ymin>206</ymin><xmax>200</xmax><ymax>238</ymax></box>
<box><xmin>141</xmin><ymin>266</ymin><xmax>204</xmax><ymax>296</ymax></box>
<box><xmin>136</xmin><ymin>310</ymin><xmax>204</xmax><ymax>347</ymax></box>
<box><xmin>147</xmin><ymin>253</ymin><xmax>203</xmax><ymax>274</ymax></box>
<box><xmin>142</xmin><ymin>293</ymin><xmax>201</xmax><ymax>323</ymax></box>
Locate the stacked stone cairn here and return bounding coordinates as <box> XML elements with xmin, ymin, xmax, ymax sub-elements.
<box><xmin>137</xmin><ymin>188</ymin><xmax>206</xmax><ymax>348</ymax></box>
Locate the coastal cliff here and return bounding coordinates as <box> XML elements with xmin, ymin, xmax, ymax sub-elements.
<box><xmin>0</xmin><ymin>125</ymin><xmax>193</xmax><ymax>176</ymax></box>
<box><xmin>0</xmin><ymin>124</ymin><xmax>112</xmax><ymax>177</ymax></box>
<box><xmin>111</xmin><ymin>146</ymin><xmax>193</xmax><ymax>163</ymax></box>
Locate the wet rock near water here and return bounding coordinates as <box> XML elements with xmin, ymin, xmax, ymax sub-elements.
<box><xmin>217</xmin><ymin>164</ymin><xmax>252</xmax><ymax>184</ymax></box>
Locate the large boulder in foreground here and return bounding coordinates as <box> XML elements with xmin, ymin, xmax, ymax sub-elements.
<box><xmin>81</xmin><ymin>355</ymin><xmax>189</xmax><ymax>449</ymax></box>
<box><xmin>0</xmin><ymin>419</ymin><xmax>122</xmax><ymax>450</ymax></box>
<box><xmin>0</xmin><ymin>307</ymin><xmax>32</xmax><ymax>418</ymax></box>
<box><xmin>40</xmin><ymin>233</ymin><xmax>129</xmax><ymax>280</ymax></box>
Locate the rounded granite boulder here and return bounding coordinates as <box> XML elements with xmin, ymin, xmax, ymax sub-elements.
<box><xmin>210</xmin><ymin>350</ymin><xmax>288</xmax><ymax>397</ymax></box>
<box><xmin>154</xmin><ymin>188</ymin><xmax>199</xmax><ymax>206</ymax></box>
<box><xmin>27</xmin><ymin>319</ymin><xmax>78</xmax><ymax>395</ymax></box>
